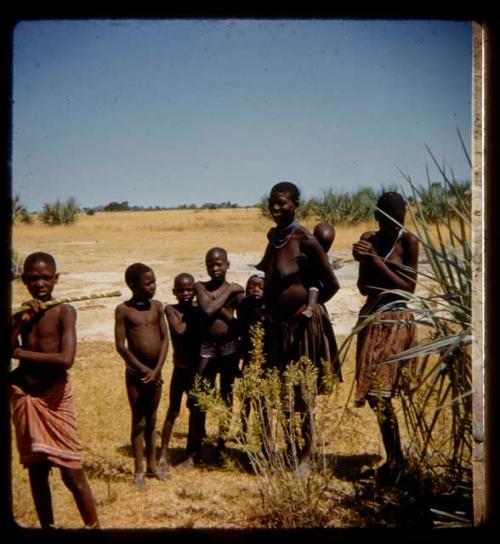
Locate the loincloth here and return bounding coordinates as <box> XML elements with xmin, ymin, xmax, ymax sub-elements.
<box><xmin>10</xmin><ymin>377</ymin><xmax>82</xmax><ymax>469</ymax></box>
<box><xmin>355</xmin><ymin>310</ymin><xmax>418</xmax><ymax>406</ymax></box>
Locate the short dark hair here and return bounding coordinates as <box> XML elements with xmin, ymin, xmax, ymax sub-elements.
<box><xmin>205</xmin><ymin>247</ymin><xmax>228</xmax><ymax>261</ymax></box>
<box><xmin>125</xmin><ymin>262</ymin><xmax>153</xmax><ymax>288</ymax></box>
<box><xmin>23</xmin><ymin>252</ymin><xmax>57</xmax><ymax>273</ymax></box>
<box><xmin>174</xmin><ymin>272</ymin><xmax>195</xmax><ymax>286</ymax></box>
<box><xmin>376</xmin><ymin>192</ymin><xmax>406</xmax><ymax>218</ymax></box>
<box><xmin>270</xmin><ymin>181</ymin><xmax>301</xmax><ymax>205</ymax></box>
<box><xmin>246</xmin><ymin>273</ymin><xmax>264</xmax><ymax>286</ymax></box>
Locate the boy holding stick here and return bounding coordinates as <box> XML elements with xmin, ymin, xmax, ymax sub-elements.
<box><xmin>9</xmin><ymin>252</ymin><xmax>99</xmax><ymax>529</ymax></box>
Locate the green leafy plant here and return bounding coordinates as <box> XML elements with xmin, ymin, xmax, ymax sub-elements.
<box><xmin>40</xmin><ymin>197</ymin><xmax>79</xmax><ymax>225</ymax></box>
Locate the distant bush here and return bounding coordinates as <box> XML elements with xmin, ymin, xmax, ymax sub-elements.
<box><xmin>40</xmin><ymin>197</ymin><xmax>79</xmax><ymax>225</ymax></box>
<box><xmin>410</xmin><ymin>180</ymin><xmax>471</xmax><ymax>223</ymax></box>
<box><xmin>103</xmin><ymin>201</ymin><xmax>129</xmax><ymax>212</ymax></box>
<box><xmin>309</xmin><ymin>188</ymin><xmax>374</xmax><ymax>225</ymax></box>
<box><xmin>12</xmin><ymin>195</ymin><xmax>33</xmax><ymax>224</ymax></box>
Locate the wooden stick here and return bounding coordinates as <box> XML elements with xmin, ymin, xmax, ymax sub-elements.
<box><xmin>12</xmin><ymin>291</ymin><xmax>122</xmax><ymax>316</ymax></box>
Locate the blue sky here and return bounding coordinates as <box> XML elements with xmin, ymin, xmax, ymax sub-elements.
<box><xmin>12</xmin><ymin>19</ymin><xmax>472</xmax><ymax>211</ymax></box>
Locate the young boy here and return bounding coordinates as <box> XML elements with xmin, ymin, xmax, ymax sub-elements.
<box><xmin>352</xmin><ymin>191</ymin><xmax>419</xmax><ymax>485</ymax></box>
<box><xmin>115</xmin><ymin>263</ymin><xmax>168</xmax><ymax>488</ymax></box>
<box><xmin>191</xmin><ymin>247</ymin><xmax>244</xmax><ymax>462</ymax></box>
<box><xmin>158</xmin><ymin>273</ymin><xmax>201</xmax><ymax>474</ymax></box>
<box><xmin>9</xmin><ymin>252</ymin><xmax>99</xmax><ymax>528</ymax></box>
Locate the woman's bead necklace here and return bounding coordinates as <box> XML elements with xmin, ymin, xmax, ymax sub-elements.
<box><xmin>271</xmin><ymin>219</ymin><xmax>300</xmax><ymax>249</ymax></box>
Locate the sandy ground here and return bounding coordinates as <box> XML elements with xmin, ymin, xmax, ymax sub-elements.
<box><xmin>12</xmin><ymin>246</ymin><xmax>432</xmax><ymax>345</ymax></box>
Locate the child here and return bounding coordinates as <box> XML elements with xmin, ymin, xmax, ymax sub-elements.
<box><xmin>352</xmin><ymin>191</ymin><xmax>419</xmax><ymax>485</ymax></box>
<box><xmin>158</xmin><ymin>273</ymin><xmax>201</xmax><ymax>474</ymax></box>
<box><xmin>9</xmin><ymin>252</ymin><xmax>99</xmax><ymax>528</ymax></box>
<box><xmin>300</xmin><ymin>221</ymin><xmax>342</xmax><ymax>390</ymax></box>
<box><xmin>115</xmin><ymin>263</ymin><xmax>169</xmax><ymax>488</ymax></box>
<box><xmin>237</xmin><ymin>273</ymin><xmax>268</xmax><ymax>368</ymax></box>
<box><xmin>236</xmin><ymin>273</ymin><xmax>270</xmax><ymax>437</ymax></box>
<box><xmin>191</xmin><ymin>247</ymin><xmax>244</xmax><ymax>462</ymax></box>
<box><xmin>303</xmin><ymin>222</ymin><xmax>336</xmax><ymax>318</ymax></box>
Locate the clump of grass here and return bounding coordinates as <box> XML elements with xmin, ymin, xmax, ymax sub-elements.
<box><xmin>83</xmin><ymin>452</ymin><xmax>131</xmax><ymax>482</ymax></box>
<box><xmin>12</xmin><ymin>195</ymin><xmax>33</xmax><ymax>224</ymax></box>
<box><xmin>39</xmin><ymin>197</ymin><xmax>79</xmax><ymax>225</ymax></box>
<box><xmin>309</xmin><ymin>187</ymin><xmax>375</xmax><ymax>225</ymax></box>
<box><xmin>393</xmin><ymin>149</ymin><xmax>472</xmax><ymax>487</ymax></box>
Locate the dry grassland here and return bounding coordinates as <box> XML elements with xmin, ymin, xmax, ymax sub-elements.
<box><xmin>9</xmin><ymin>208</ymin><xmax>434</xmax><ymax>529</ymax></box>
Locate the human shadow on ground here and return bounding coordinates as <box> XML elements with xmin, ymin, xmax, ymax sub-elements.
<box><xmin>323</xmin><ymin>452</ymin><xmax>383</xmax><ymax>481</ymax></box>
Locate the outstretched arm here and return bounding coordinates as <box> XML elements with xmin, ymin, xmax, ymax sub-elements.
<box><xmin>114</xmin><ymin>305</ymin><xmax>153</xmax><ymax>377</ymax></box>
<box><xmin>11</xmin><ymin>304</ymin><xmax>77</xmax><ymax>369</ymax></box>
<box><xmin>195</xmin><ymin>282</ymin><xmax>244</xmax><ymax>318</ymax></box>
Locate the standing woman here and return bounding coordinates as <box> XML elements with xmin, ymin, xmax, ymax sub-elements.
<box><xmin>256</xmin><ymin>181</ymin><xmax>340</xmax><ymax>469</ymax></box>
<box><xmin>352</xmin><ymin>191</ymin><xmax>419</xmax><ymax>485</ymax></box>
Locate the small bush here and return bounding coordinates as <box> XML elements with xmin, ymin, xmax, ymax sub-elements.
<box><xmin>190</xmin><ymin>323</ymin><xmax>345</xmax><ymax>528</ymax></box>
<box><xmin>12</xmin><ymin>195</ymin><xmax>33</xmax><ymax>224</ymax></box>
<box><xmin>39</xmin><ymin>197</ymin><xmax>79</xmax><ymax>225</ymax></box>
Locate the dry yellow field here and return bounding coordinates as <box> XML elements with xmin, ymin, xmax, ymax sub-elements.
<box><xmin>9</xmin><ymin>208</ymin><xmax>428</xmax><ymax>530</ymax></box>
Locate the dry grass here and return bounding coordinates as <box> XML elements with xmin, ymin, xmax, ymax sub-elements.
<box><xmin>11</xmin><ymin>208</ymin><xmax>375</xmax><ymax>273</ymax></box>
<box><xmin>9</xmin><ymin>207</ymin><xmax>446</xmax><ymax>529</ymax></box>
<box><xmin>11</xmin><ymin>337</ymin><xmax>389</xmax><ymax>529</ymax></box>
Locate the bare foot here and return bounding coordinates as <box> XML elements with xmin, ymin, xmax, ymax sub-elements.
<box><xmin>176</xmin><ymin>456</ymin><xmax>195</xmax><ymax>472</ymax></box>
<box><xmin>146</xmin><ymin>466</ymin><xmax>165</xmax><ymax>480</ymax></box>
<box><xmin>134</xmin><ymin>472</ymin><xmax>146</xmax><ymax>489</ymax></box>
<box><xmin>157</xmin><ymin>459</ymin><xmax>172</xmax><ymax>481</ymax></box>
<box><xmin>297</xmin><ymin>458</ymin><xmax>312</xmax><ymax>478</ymax></box>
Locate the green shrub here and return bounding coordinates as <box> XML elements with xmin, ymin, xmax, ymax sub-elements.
<box><xmin>190</xmin><ymin>323</ymin><xmax>345</xmax><ymax>528</ymax></box>
<box><xmin>39</xmin><ymin>197</ymin><xmax>79</xmax><ymax>225</ymax></box>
